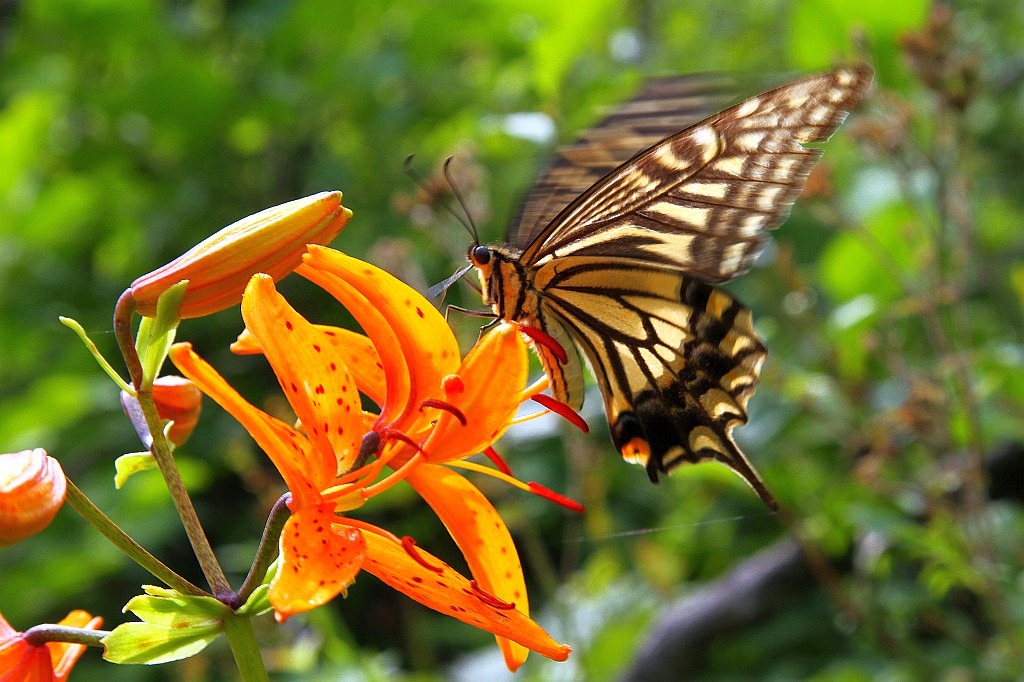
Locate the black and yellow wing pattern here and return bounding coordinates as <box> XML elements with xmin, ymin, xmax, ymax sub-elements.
<box><xmin>470</xmin><ymin>65</ymin><xmax>873</xmax><ymax>509</ymax></box>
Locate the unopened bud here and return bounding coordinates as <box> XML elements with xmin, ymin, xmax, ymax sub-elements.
<box><xmin>130</xmin><ymin>191</ymin><xmax>351</xmax><ymax>319</ymax></box>
<box><xmin>0</xmin><ymin>449</ymin><xmax>67</xmax><ymax>546</ymax></box>
<box><xmin>121</xmin><ymin>375</ymin><xmax>202</xmax><ymax>447</ymax></box>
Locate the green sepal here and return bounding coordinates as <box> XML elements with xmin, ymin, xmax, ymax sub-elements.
<box><xmin>114</xmin><ymin>452</ymin><xmax>159</xmax><ymax>489</ymax></box>
<box><xmin>235</xmin><ymin>584</ymin><xmax>272</xmax><ymax>617</ymax></box>
<box><xmin>135</xmin><ymin>280</ymin><xmax>186</xmax><ymax>389</ymax></box>
<box><xmin>102</xmin><ymin>586</ymin><xmax>231</xmax><ymax>664</ymax></box>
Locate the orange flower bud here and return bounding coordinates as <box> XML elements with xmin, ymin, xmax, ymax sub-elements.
<box><xmin>120</xmin><ymin>376</ymin><xmax>202</xmax><ymax>447</ymax></box>
<box><xmin>152</xmin><ymin>375</ymin><xmax>203</xmax><ymax>445</ymax></box>
<box><xmin>0</xmin><ymin>449</ymin><xmax>67</xmax><ymax>546</ymax></box>
<box><xmin>130</xmin><ymin>191</ymin><xmax>352</xmax><ymax>319</ymax></box>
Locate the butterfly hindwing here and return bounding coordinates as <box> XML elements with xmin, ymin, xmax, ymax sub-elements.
<box><xmin>532</xmin><ymin>256</ymin><xmax>772</xmax><ymax>505</ymax></box>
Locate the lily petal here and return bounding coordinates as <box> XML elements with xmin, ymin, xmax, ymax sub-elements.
<box><xmin>299</xmin><ymin>246</ymin><xmax>460</xmax><ymax>430</ymax></box>
<box><xmin>233</xmin><ymin>325</ymin><xmax>386</xmax><ymax>408</ymax></box>
<box><xmin>169</xmin><ymin>343</ymin><xmax>324</xmax><ymax>506</ymax></box>
<box><xmin>359</xmin><ymin>529</ymin><xmax>570</xmax><ymax>665</ymax></box>
<box><xmin>270</xmin><ymin>504</ymin><xmax>366</xmax><ymax>622</ymax></box>
<box><xmin>406</xmin><ymin>463</ymin><xmax>532</xmax><ymax>670</ymax></box>
<box><xmin>422</xmin><ymin>323</ymin><xmax>529</xmax><ymax>462</ymax></box>
<box><xmin>242</xmin><ymin>275</ymin><xmax>364</xmax><ymax>474</ymax></box>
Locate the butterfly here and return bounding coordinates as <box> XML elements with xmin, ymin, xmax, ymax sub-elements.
<box><xmin>466</xmin><ymin>65</ymin><xmax>873</xmax><ymax>510</ymax></box>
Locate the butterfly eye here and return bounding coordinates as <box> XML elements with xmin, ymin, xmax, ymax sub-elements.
<box><xmin>471</xmin><ymin>245</ymin><xmax>492</xmax><ymax>266</ymax></box>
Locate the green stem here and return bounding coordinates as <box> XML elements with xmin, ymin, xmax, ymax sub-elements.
<box><xmin>59</xmin><ymin>317</ymin><xmax>132</xmax><ymax>393</ymax></box>
<box><xmin>114</xmin><ymin>290</ymin><xmax>145</xmax><ymax>390</ymax></box>
<box><xmin>222</xmin><ymin>614</ymin><xmax>269</xmax><ymax>682</ymax></box>
<box><xmin>234</xmin><ymin>494</ymin><xmax>290</xmax><ymax>608</ymax></box>
<box><xmin>136</xmin><ymin>386</ymin><xmax>232</xmax><ymax>597</ymax></box>
<box><xmin>64</xmin><ymin>479</ymin><xmax>206</xmax><ymax>596</ymax></box>
<box><xmin>24</xmin><ymin>624</ymin><xmax>110</xmax><ymax>648</ymax></box>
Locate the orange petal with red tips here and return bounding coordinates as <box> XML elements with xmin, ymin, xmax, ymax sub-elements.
<box><xmin>233</xmin><ymin>325</ymin><xmax>386</xmax><ymax>408</ymax></box>
<box><xmin>359</xmin><ymin>528</ymin><xmax>570</xmax><ymax>666</ymax></box>
<box><xmin>405</xmin><ymin>463</ymin><xmax>531</xmax><ymax>670</ymax></box>
<box><xmin>169</xmin><ymin>343</ymin><xmax>324</xmax><ymax>506</ymax></box>
<box><xmin>270</xmin><ymin>504</ymin><xmax>366</xmax><ymax>621</ymax></box>
<box><xmin>422</xmin><ymin>323</ymin><xmax>528</xmax><ymax>462</ymax></box>
<box><xmin>242</xmin><ymin>275</ymin><xmax>364</xmax><ymax>475</ymax></box>
<box><xmin>298</xmin><ymin>246</ymin><xmax>460</xmax><ymax>429</ymax></box>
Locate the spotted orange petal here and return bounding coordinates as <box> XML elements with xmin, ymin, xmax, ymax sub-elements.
<box><xmin>359</xmin><ymin>528</ymin><xmax>570</xmax><ymax>665</ymax></box>
<box><xmin>232</xmin><ymin>325</ymin><xmax>386</xmax><ymax>408</ymax></box>
<box><xmin>270</xmin><ymin>503</ymin><xmax>366</xmax><ymax>622</ymax></box>
<box><xmin>242</xmin><ymin>275</ymin><xmax>365</xmax><ymax>477</ymax></box>
<box><xmin>406</xmin><ymin>463</ymin><xmax>532</xmax><ymax>670</ymax></box>
<box><xmin>422</xmin><ymin>323</ymin><xmax>528</xmax><ymax>462</ymax></box>
<box><xmin>169</xmin><ymin>343</ymin><xmax>323</xmax><ymax>507</ymax></box>
<box><xmin>298</xmin><ymin>246</ymin><xmax>460</xmax><ymax>430</ymax></box>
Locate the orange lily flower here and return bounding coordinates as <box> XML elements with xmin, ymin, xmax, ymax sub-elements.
<box><xmin>0</xmin><ymin>610</ymin><xmax>102</xmax><ymax>682</ymax></box>
<box><xmin>169</xmin><ymin>246</ymin><xmax>573</xmax><ymax>669</ymax></box>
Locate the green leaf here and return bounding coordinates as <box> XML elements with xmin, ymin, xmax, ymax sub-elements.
<box><xmin>102</xmin><ymin>587</ymin><xmax>230</xmax><ymax>664</ymax></box>
<box><xmin>102</xmin><ymin>619</ymin><xmax>224</xmax><ymax>665</ymax></box>
<box><xmin>114</xmin><ymin>452</ymin><xmax>158</xmax><ymax>489</ymax></box>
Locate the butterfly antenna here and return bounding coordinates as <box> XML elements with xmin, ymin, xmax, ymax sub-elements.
<box><xmin>442</xmin><ymin>156</ymin><xmax>480</xmax><ymax>245</ymax></box>
<box><xmin>404</xmin><ymin>154</ymin><xmax>479</xmax><ymax>243</ymax></box>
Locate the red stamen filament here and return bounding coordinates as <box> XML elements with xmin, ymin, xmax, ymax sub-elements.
<box><xmin>401</xmin><ymin>535</ymin><xmax>444</xmax><ymax>574</ymax></box>
<box><xmin>528</xmin><ymin>481</ymin><xmax>585</xmax><ymax>513</ymax></box>
<box><xmin>419</xmin><ymin>398</ymin><xmax>467</xmax><ymax>425</ymax></box>
<box><xmin>381</xmin><ymin>427</ymin><xmax>423</xmax><ymax>452</ymax></box>
<box><xmin>531</xmin><ymin>394</ymin><xmax>589</xmax><ymax>433</ymax></box>
<box><xmin>469</xmin><ymin>580</ymin><xmax>516</xmax><ymax>610</ymax></box>
<box><xmin>483</xmin><ymin>446</ymin><xmax>512</xmax><ymax>476</ymax></box>
<box><xmin>520</xmin><ymin>325</ymin><xmax>567</xmax><ymax>364</ymax></box>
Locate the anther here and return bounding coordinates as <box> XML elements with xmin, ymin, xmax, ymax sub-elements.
<box><xmin>527</xmin><ymin>482</ymin><xmax>585</xmax><ymax>513</ymax></box>
<box><xmin>519</xmin><ymin>325</ymin><xmax>568</xmax><ymax>364</ymax></box>
<box><xmin>401</xmin><ymin>536</ymin><xmax>444</xmax><ymax>574</ymax></box>
<box><xmin>469</xmin><ymin>580</ymin><xmax>516</xmax><ymax>610</ymax></box>
<box><xmin>483</xmin><ymin>446</ymin><xmax>512</xmax><ymax>476</ymax></box>
<box><xmin>531</xmin><ymin>394</ymin><xmax>589</xmax><ymax>433</ymax></box>
<box><xmin>419</xmin><ymin>398</ymin><xmax>467</xmax><ymax>426</ymax></box>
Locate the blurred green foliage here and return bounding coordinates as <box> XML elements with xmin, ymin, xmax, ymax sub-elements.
<box><xmin>2</xmin><ymin>0</ymin><xmax>1024</xmax><ymax>680</ymax></box>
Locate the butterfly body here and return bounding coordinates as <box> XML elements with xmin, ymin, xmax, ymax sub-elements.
<box><xmin>469</xmin><ymin>65</ymin><xmax>873</xmax><ymax>510</ymax></box>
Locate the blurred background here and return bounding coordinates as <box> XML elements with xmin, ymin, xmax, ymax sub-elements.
<box><xmin>2</xmin><ymin>0</ymin><xmax>1024</xmax><ymax>680</ymax></box>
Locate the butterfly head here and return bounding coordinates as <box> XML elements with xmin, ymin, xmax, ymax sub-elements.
<box><xmin>467</xmin><ymin>244</ymin><xmax>495</xmax><ymax>302</ymax></box>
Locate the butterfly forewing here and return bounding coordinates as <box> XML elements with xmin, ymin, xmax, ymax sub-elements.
<box><xmin>511</xmin><ymin>75</ymin><xmax>735</xmax><ymax>249</ymax></box>
<box><xmin>519</xmin><ymin>65</ymin><xmax>873</xmax><ymax>284</ymax></box>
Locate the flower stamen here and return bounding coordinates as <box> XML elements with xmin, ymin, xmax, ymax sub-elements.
<box><xmin>483</xmin><ymin>446</ymin><xmax>513</xmax><ymax>476</ymax></box>
<box><xmin>527</xmin><ymin>482</ymin><xmax>585</xmax><ymax>513</ymax></box>
<box><xmin>419</xmin><ymin>398</ymin><xmax>467</xmax><ymax>426</ymax></box>
<box><xmin>360</xmin><ymin>452</ymin><xmax>424</xmax><ymax>498</ymax></box>
<box><xmin>519</xmin><ymin>326</ymin><xmax>567</xmax><ymax>364</ymax></box>
<box><xmin>530</xmin><ymin>394</ymin><xmax>589</xmax><ymax>433</ymax></box>
<box><xmin>380</xmin><ymin>427</ymin><xmax>423</xmax><ymax>453</ymax></box>
<box><xmin>469</xmin><ymin>580</ymin><xmax>516</xmax><ymax>610</ymax></box>
<box><xmin>401</xmin><ymin>535</ymin><xmax>444</xmax><ymax>574</ymax></box>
